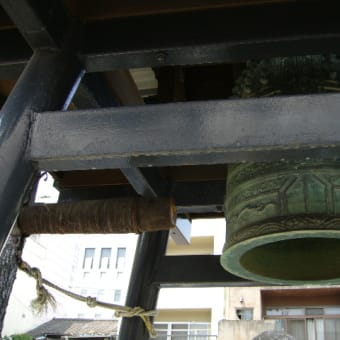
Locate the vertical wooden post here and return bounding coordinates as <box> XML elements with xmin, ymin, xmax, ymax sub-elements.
<box><xmin>0</xmin><ymin>49</ymin><xmax>83</xmax><ymax>331</ymax></box>
<box><xmin>118</xmin><ymin>231</ymin><xmax>169</xmax><ymax>340</ymax></box>
<box><xmin>0</xmin><ymin>49</ymin><xmax>83</xmax><ymax>253</ymax></box>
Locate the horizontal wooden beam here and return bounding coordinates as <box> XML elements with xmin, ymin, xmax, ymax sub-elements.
<box><xmin>154</xmin><ymin>255</ymin><xmax>265</xmax><ymax>287</ymax></box>
<box><xmin>2</xmin><ymin>3</ymin><xmax>340</xmax><ymax>77</ymax></box>
<box><xmin>57</xmin><ymin>180</ymin><xmax>225</xmax><ymax>216</ymax></box>
<box><xmin>65</xmin><ymin>0</ymin><xmax>292</xmax><ymax>20</ymax></box>
<box><xmin>80</xmin><ymin>2</ymin><xmax>340</xmax><ymax>72</ymax></box>
<box><xmin>30</xmin><ymin>93</ymin><xmax>340</xmax><ymax>170</ymax></box>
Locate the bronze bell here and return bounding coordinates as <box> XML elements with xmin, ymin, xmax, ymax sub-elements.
<box><xmin>221</xmin><ymin>56</ymin><xmax>340</xmax><ymax>284</ymax></box>
<box><xmin>221</xmin><ymin>161</ymin><xmax>340</xmax><ymax>284</ymax></box>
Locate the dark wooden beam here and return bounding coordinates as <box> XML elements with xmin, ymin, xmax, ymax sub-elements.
<box><xmin>120</xmin><ymin>168</ymin><xmax>165</xmax><ymax>198</ymax></box>
<box><xmin>65</xmin><ymin>0</ymin><xmax>293</xmax><ymax>20</ymax></box>
<box><xmin>80</xmin><ymin>2</ymin><xmax>340</xmax><ymax>71</ymax></box>
<box><xmin>0</xmin><ymin>0</ymin><xmax>69</xmax><ymax>49</ymax></box>
<box><xmin>72</xmin><ymin>71</ymin><xmax>166</xmax><ymax>199</ymax></box>
<box><xmin>73</xmin><ymin>73</ymin><xmax>118</xmax><ymax>109</ymax></box>
<box><xmin>173</xmin><ymin>180</ymin><xmax>225</xmax><ymax>215</ymax></box>
<box><xmin>30</xmin><ymin>93</ymin><xmax>340</xmax><ymax>170</ymax></box>
<box><xmin>0</xmin><ymin>50</ymin><xmax>83</xmax><ymax>253</ymax></box>
<box><xmin>104</xmin><ymin>70</ymin><xmax>144</xmax><ymax>106</ymax></box>
<box><xmin>57</xmin><ymin>180</ymin><xmax>225</xmax><ymax>216</ymax></box>
<box><xmin>0</xmin><ymin>28</ymin><xmax>31</xmax><ymax>78</ymax></box>
<box><xmin>154</xmin><ymin>255</ymin><xmax>264</xmax><ymax>287</ymax></box>
<box><xmin>1</xmin><ymin>3</ymin><xmax>340</xmax><ymax>77</ymax></box>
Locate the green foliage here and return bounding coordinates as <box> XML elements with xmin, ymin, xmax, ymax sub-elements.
<box><xmin>3</xmin><ymin>334</ymin><xmax>33</xmax><ymax>340</ymax></box>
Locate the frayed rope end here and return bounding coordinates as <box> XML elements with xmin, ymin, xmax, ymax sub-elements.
<box><xmin>18</xmin><ymin>260</ymin><xmax>57</xmax><ymax>314</ymax></box>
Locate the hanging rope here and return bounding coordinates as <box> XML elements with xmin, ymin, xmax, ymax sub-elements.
<box><xmin>17</xmin><ymin>258</ymin><xmax>158</xmax><ymax>338</ymax></box>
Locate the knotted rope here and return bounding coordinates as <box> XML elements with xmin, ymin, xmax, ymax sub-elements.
<box><xmin>18</xmin><ymin>258</ymin><xmax>158</xmax><ymax>338</ymax></box>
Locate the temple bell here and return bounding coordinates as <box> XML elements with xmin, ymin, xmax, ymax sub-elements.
<box><xmin>221</xmin><ymin>56</ymin><xmax>340</xmax><ymax>284</ymax></box>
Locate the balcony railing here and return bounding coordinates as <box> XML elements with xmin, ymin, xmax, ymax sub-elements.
<box><xmin>154</xmin><ymin>331</ymin><xmax>218</xmax><ymax>340</ymax></box>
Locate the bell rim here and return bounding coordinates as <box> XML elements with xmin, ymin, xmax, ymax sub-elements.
<box><xmin>221</xmin><ymin>229</ymin><xmax>340</xmax><ymax>285</ymax></box>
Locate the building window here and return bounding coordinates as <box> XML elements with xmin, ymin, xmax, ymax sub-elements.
<box><xmin>236</xmin><ymin>308</ymin><xmax>253</xmax><ymax>320</ymax></box>
<box><xmin>100</xmin><ymin>247</ymin><xmax>112</xmax><ymax>269</ymax></box>
<box><xmin>80</xmin><ymin>289</ymin><xmax>87</xmax><ymax>296</ymax></box>
<box><xmin>115</xmin><ymin>247</ymin><xmax>126</xmax><ymax>271</ymax></box>
<box><xmin>97</xmin><ymin>289</ymin><xmax>105</xmax><ymax>298</ymax></box>
<box><xmin>154</xmin><ymin>323</ymin><xmax>168</xmax><ymax>338</ymax></box>
<box><xmin>266</xmin><ymin>307</ymin><xmax>340</xmax><ymax>339</ymax></box>
<box><xmin>83</xmin><ymin>248</ymin><xmax>95</xmax><ymax>269</ymax></box>
<box><xmin>114</xmin><ymin>289</ymin><xmax>122</xmax><ymax>303</ymax></box>
<box><xmin>172</xmin><ymin>323</ymin><xmax>189</xmax><ymax>338</ymax></box>
<box><xmin>189</xmin><ymin>323</ymin><xmax>210</xmax><ymax>337</ymax></box>
<box><xmin>154</xmin><ymin>322</ymin><xmax>211</xmax><ymax>340</ymax></box>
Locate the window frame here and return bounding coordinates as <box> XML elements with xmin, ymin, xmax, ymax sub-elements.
<box><xmin>82</xmin><ymin>247</ymin><xmax>95</xmax><ymax>270</ymax></box>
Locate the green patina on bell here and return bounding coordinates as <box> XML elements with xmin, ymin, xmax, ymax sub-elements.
<box><xmin>221</xmin><ymin>56</ymin><xmax>340</xmax><ymax>284</ymax></box>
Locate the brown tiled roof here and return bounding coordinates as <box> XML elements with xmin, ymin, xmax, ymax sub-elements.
<box><xmin>28</xmin><ymin>318</ymin><xmax>118</xmax><ymax>337</ymax></box>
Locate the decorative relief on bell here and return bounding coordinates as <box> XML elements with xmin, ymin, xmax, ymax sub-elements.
<box><xmin>221</xmin><ymin>55</ymin><xmax>340</xmax><ymax>284</ymax></box>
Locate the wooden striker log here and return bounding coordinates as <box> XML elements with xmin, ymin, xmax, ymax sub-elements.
<box><xmin>18</xmin><ymin>198</ymin><xmax>176</xmax><ymax>235</ymax></box>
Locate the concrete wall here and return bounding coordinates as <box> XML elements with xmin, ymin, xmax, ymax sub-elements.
<box><xmin>218</xmin><ymin>320</ymin><xmax>276</xmax><ymax>340</ymax></box>
<box><xmin>224</xmin><ymin>287</ymin><xmax>264</xmax><ymax>320</ymax></box>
